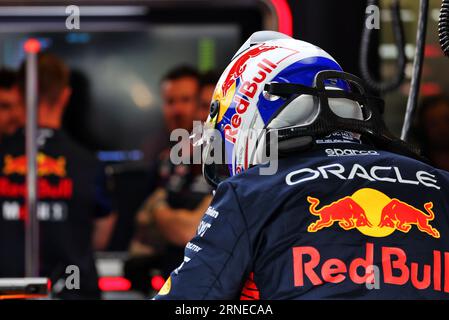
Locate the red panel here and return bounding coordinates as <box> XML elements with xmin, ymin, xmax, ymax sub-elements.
<box><xmin>270</xmin><ymin>0</ymin><xmax>293</xmax><ymax>36</ymax></box>
<box><xmin>98</xmin><ymin>277</ymin><xmax>131</xmax><ymax>292</ymax></box>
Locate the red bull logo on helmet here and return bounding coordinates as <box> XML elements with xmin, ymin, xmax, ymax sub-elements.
<box><xmin>307</xmin><ymin>188</ymin><xmax>440</xmax><ymax>239</ymax></box>
<box><xmin>210</xmin><ymin>42</ymin><xmax>301</xmax><ymax>176</ymax></box>
<box><xmin>213</xmin><ymin>43</ymin><xmax>300</xmax><ymax>128</ymax></box>
<box><xmin>222</xmin><ymin>58</ymin><xmax>279</xmax><ymax>145</ymax></box>
<box><xmin>221</xmin><ymin>44</ymin><xmax>279</xmax><ymax>97</ymax></box>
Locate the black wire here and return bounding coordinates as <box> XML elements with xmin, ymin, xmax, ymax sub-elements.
<box><xmin>439</xmin><ymin>0</ymin><xmax>449</xmax><ymax>56</ymax></box>
<box><xmin>359</xmin><ymin>0</ymin><xmax>406</xmax><ymax>94</ymax></box>
<box><xmin>401</xmin><ymin>0</ymin><xmax>429</xmax><ymax>141</ymax></box>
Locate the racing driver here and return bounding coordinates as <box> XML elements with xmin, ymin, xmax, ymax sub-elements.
<box><xmin>154</xmin><ymin>31</ymin><xmax>449</xmax><ymax>300</ymax></box>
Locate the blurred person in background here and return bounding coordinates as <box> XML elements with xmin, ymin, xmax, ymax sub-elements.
<box><xmin>125</xmin><ymin>66</ymin><xmax>212</xmax><ymax>294</ymax></box>
<box><xmin>197</xmin><ymin>71</ymin><xmax>219</xmax><ymax>122</ymax></box>
<box><xmin>0</xmin><ymin>53</ymin><xmax>115</xmax><ymax>299</ymax></box>
<box><xmin>0</xmin><ymin>68</ymin><xmax>24</xmax><ymax>142</ymax></box>
<box><xmin>416</xmin><ymin>95</ymin><xmax>449</xmax><ymax>171</ymax></box>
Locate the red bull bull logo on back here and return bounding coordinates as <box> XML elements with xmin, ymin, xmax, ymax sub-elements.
<box><xmin>307</xmin><ymin>188</ymin><xmax>440</xmax><ymax>239</ymax></box>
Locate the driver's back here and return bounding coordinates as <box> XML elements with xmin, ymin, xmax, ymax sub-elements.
<box><xmin>155</xmin><ymin>137</ymin><xmax>449</xmax><ymax>300</ymax></box>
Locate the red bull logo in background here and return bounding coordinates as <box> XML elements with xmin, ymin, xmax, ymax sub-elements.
<box><xmin>307</xmin><ymin>188</ymin><xmax>440</xmax><ymax>239</ymax></box>
<box><xmin>0</xmin><ymin>153</ymin><xmax>73</xmax><ymax>222</ymax></box>
<box><xmin>3</xmin><ymin>153</ymin><xmax>66</xmax><ymax>177</ymax></box>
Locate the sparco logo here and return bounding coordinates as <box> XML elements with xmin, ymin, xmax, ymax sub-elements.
<box><xmin>325</xmin><ymin>148</ymin><xmax>379</xmax><ymax>157</ymax></box>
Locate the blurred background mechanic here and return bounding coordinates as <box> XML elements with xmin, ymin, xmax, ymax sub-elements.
<box><xmin>0</xmin><ymin>54</ymin><xmax>116</xmax><ymax>299</ymax></box>
<box><xmin>125</xmin><ymin>66</ymin><xmax>212</xmax><ymax>294</ymax></box>
<box><xmin>0</xmin><ymin>69</ymin><xmax>23</xmax><ymax>142</ymax></box>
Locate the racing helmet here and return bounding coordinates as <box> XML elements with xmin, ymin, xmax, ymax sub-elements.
<box><xmin>200</xmin><ymin>31</ymin><xmax>418</xmax><ymax>188</ymax></box>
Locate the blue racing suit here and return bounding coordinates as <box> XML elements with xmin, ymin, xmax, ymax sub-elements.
<box><xmin>154</xmin><ymin>134</ymin><xmax>449</xmax><ymax>299</ymax></box>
